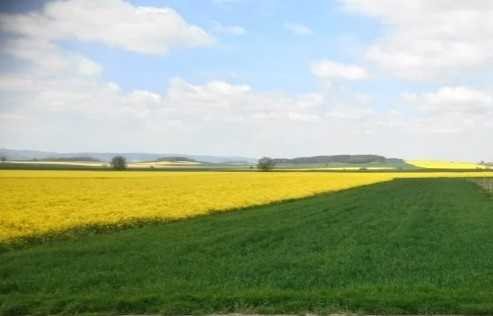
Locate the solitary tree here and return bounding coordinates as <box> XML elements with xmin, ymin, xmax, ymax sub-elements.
<box><xmin>111</xmin><ymin>156</ymin><xmax>127</xmax><ymax>170</ymax></box>
<box><xmin>257</xmin><ymin>157</ymin><xmax>275</xmax><ymax>171</ymax></box>
<box><xmin>0</xmin><ymin>156</ymin><xmax>6</xmax><ymax>163</ymax></box>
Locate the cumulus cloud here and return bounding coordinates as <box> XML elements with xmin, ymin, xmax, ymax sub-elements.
<box><xmin>0</xmin><ymin>0</ymin><xmax>213</xmax><ymax>55</ymax></box>
<box><xmin>392</xmin><ymin>85</ymin><xmax>492</xmax><ymax>146</ymax></box>
<box><xmin>1</xmin><ymin>56</ymin><xmax>490</xmax><ymax>159</ymax></box>
<box><xmin>164</xmin><ymin>78</ymin><xmax>328</xmax><ymax>124</ymax></box>
<box><xmin>284</xmin><ymin>23</ymin><xmax>313</xmax><ymax>36</ymax></box>
<box><xmin>403</xmin><ymin>86</ymin><xmax>493</xmax><ymax>116</ymax></box>
<box><xmin>311</xmin><ymin>60</ymin><xmax>369</xmax><ymax>81</ymax></box>
<box><xmin>0</xmin><ymin>48</ymin><xmax>388</xmax><ymax>156</ymax></box>
<box><xmin>0</xmin><ymin>37</ymin><xmax>102</xmax><ymax>78</ymax></box>
<box><xmin>342</xmin><ymin>0</ymin><xmax>493</xmax><ymax>81</ymax></box>
<box><xmin>1</xmin><ymin>0</ymin><xmax>491</xmax><ymax>160</ymax></box>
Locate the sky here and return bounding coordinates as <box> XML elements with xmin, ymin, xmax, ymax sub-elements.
<box><xmin>0</xmin><ymin>0</ymin><xmax>492</xmax><ymax>161</ymax></box>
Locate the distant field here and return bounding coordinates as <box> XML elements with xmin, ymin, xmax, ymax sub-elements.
<box><xmin>273</xmin><ymin>160</ymin><xmax>416</xmax><ymax>170</ymax></box>
<box><xmin>299</xmin><ymin>166</ymin><xmax>398</xmax><ymax>170</ymax></box>
<box><xmin>1</xmin><ymin>160</ymin><xmax>256</xmax><ymax>170</ymax></box>
<box><xmin>128</xmin><ymin>160</ymin><xmax>202</xmax><ymax>168</ymax></box>
<box><xmin>2</xmin><ymin>170</ymin><xmax>493</xmax><ymax>242</ymax></box>
<box><xmin>2</xmin><ymin>179</ymin><xmax>493</xmax><ymax>315</ymax></box>
<box><xmin>3</xmin><ymin>160</ymin><xmax>207</xmax><ymax>169</ymax></box>
<box><xmin>4</xmin><ymin>160</ymin><xmax>106</xmax><ymax>167</ymax></box>
<box><xmin>4</xmin><ymin>159</ymin><xmax>491</xmax><ymax>171</ymax></box>
<box><xmin>407</xmin><ymin>160</ymin><xmax>489</xmax><ymax>169</ymax></box>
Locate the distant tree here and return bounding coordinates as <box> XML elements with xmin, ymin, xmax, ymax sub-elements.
<box><xmin>111</xmin><ymin>156</ymin><xmax>127</xmax><ymax>170</ymax></box>
<box><xmin>0</xmin><ymin>156</ymin><xmax>6</xmax><ymax>162</ymax></box>
<box><xmin>257</xmin><ymin>157</ymin><xmax>275</xmax><ymax>171</ymax></box>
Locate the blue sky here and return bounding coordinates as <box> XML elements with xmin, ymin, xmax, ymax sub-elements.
<box><xmin>57</xmin><ymin>0</ymin><xmax>380</xmax><ymax>93</ymax></box>
<box><xmin>0</xmin><ymin>0</ymin><xmax>492</xmax><ymax>160</ymax></box>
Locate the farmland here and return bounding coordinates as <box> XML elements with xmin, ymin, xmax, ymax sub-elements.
<box><xmin>3</xmin><ymin>157</ymin><xmax>492</xmax><ymax>171</ymax></box>
<box><xmin>2</xmin><ymin>170</ymin><xmax>493</xmax><ymax>243</ymax></box>
<box><xmin>407</xmin><ymin>160</ymin><xmax>489</xmax><ymax>169</ymax></box>
<box><xmin>2</xmin><ymin>0</ymin><xmax>491</xmax><ymax>314</ymax></box>
<box><xmin>2</xmin><ymin>178</ymin><xmax>493</xmax><ymax>315</ymax></box>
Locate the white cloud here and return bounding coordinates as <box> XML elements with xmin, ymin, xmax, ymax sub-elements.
<box><xmin>1</xmin><ymin>37</ymin><xmax>103</xmax><ymax>78</ymax></box>
<box><xmin>326</xmin><ymin>105</ymin><xmax>374</xmax><ymax>120</ymax></box>
<box><xmin>1</xmin><ymin>0</ymin><xmax>491</xmax><ymax>160</ymax></box>
<box><xmin>73</xmin><ymin>56</ymin><xmax>103</xmax><ymax>77</ymax></box>
<box><xmin>1</xmin><ymin>58</ymin><xmax>491</xmax><ymax>159</ymax></box>
<box><xmin>212</xmin><ymin>21</ymin><xmax>246</xmax><ymax>36</ymax></box>
<box><xmin>165</xmin><ymin>78</ymin><xmax>251</xmax><ymax>111</ymax></box>
<box><xmin>311</xmin><ymin>60</ymin><xmax>369</xmax><ymax>80</ymax></box>
<box><xmin>163</xmin><ymin>78</ymin><xmax>328</xmax><ymax>125</ymax></box>
<box><xmin>284</xmin><ymin>22</ymin><xmax>313</xmax><ymax>36</ymax></box>
<box><xmin>342</xmin><ymin>0</ymin><xmax>493</xmax><ymax>81</ymax></box>
<box><xmin>403</xmin><ymin>86</ymin><xmax>493</xmax><ymax>116</ymax></box>
<box><xmin>0</xmin><ymin>0</ymin><xmax>213</xmax><ymax>55</ymax></box>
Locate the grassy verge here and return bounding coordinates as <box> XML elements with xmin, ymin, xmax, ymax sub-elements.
<box><xmin>1</xmin><ymin>179</ymin><xmax>493</xmax><ymax>315</ymax></box>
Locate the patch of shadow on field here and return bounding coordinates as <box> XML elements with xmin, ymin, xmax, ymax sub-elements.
<box><xmin>0</xmin><ymin>179</ymin><xmax>397</xmax><ymax>253</ymax></box>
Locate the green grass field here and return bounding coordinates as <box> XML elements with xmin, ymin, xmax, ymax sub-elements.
<box><xmin>2</xmin><ymin>178</ymin><xmax>493</xmax><ymax>315</ymax></box>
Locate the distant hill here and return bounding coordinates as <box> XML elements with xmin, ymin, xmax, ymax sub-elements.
<box><xmin>0</xmin><ymin>149</ymin><xmax>415</xmax><ymax>168</ymax></box>
<box><xmin>273</xmin><ymin>155</ymin><xmax>405</xmax><ymax>165</ymax></box>
<box><xmin>156</xmin><ymin>156</ymin><xmax>199</xmax><ymax>163</ymax></box>
<box><xmin>0</xmin><ymin>148</ymin><xmax>256</xmax><ymax>164</ymax></box>
<box><xmin>43</xmin><ymin>156</ymin><xmax>102</xmax><ymax>162</ymax></box>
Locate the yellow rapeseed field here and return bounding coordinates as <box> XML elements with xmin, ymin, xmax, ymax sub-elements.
<box><xmin>407</xmin><ymin>160</ymin><xmax>489</xmax><ymax>169</ymax></box>
<box><xmin>2</xmin><ymin>170</ymin><xmax>493</xmax><ymax>242</ymax></box>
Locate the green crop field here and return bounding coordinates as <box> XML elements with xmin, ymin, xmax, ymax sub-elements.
<box><xmin>2</xmin><ymin>178</ymin><xmax>493</xmax><ymax>315</ymax></box>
